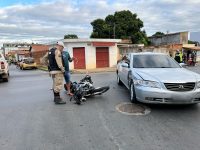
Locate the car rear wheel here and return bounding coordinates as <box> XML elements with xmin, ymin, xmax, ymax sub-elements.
<box><xmin>117</xmin><ymin>74</ymin><xmax>123</xmax><ymax>85</ymax></box>
<box><xmin>130</xmin><ymin>82</ymin><xmax>137</xmax><ymax>103</ymax></box>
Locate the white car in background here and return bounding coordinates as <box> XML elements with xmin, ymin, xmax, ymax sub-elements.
<box><xmin>0</xmin><ymin>53</ymin><xmax>9</xmax><ymax>82</ymax></box>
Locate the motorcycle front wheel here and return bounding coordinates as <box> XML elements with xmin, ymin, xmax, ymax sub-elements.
<box><xmin>91</xmin><ymin>86</ymin><xmax>110</xmax><ymax>96</ymax></box>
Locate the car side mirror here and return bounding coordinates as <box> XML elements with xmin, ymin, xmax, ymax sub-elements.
<box><xmin>179</xmin><ymin>63</ymin><xmax>188</xmax><ymax>68</ymax></box>
<box><xmin>122</xmin><ymin>62</ymin><xmax>129</xmax><ymax>68</ymax></box>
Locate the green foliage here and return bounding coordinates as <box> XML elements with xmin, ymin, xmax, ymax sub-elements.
<box><xmin>152</xmin><ymin>32</ymin><xmax>165</xmax><ymax>37</ymax></box>
<box><xmin>90</xmin><ymin>19</ymin><xmax>110</xmax><ymax>38</ymax></box>
<box><xmin>90</xmin><ymin>10</ymin><xmax>149</xmax><ymax>45</ymax></box>
<box><xmin>64</xmin><ymin>34</ymin><xmax>78</xmax><ymax>39</ymax></box>
<box><xmin>188</xmin><ymin>40</ymin><xmax>199</xmax><ymax>45</ymax></box>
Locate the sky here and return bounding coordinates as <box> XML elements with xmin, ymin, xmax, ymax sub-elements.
<box><xmin>0</xmin><ymin>0</ymin><xmax>200</xmax><ymax>46</ymax></box>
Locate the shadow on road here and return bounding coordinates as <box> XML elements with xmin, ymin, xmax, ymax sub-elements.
<box><xmin>145</xmin><ymin>103</ymin><xmax>199</xmax><ymax>111</ymax></box>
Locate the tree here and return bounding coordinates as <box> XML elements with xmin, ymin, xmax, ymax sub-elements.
<box><xmin>64</xmin><ymin>34</ymin><xmax>78</xmax><ymax>39</ymax></box>
<box><xmin>90</xmin><ymin>19</ymin><xmax>109</xmax><ymax>38</ymax></box>
<box><xmin>188</xmin><ymin>40</ymin><xmax>199</xmax><ymax>46</ymax></box>
<box><xmin>152</xmin><ymin>32</ymin><xmax>165</xmax><ymax>37</ymax></box>
<box><xmin>90</xmin><ymin>10</ymin><xmax>149</xmax><ymax>45</ymax></box>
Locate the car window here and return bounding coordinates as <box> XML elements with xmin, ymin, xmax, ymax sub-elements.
<box><xmin>24</xmin><ymin>58</ymin><xmax>35</xmax><ymax>64</ymax></box>
<box><xmin>133</xmin><ymin>55</ymin><xmax>181</xmax><ymax>68</ymax></box>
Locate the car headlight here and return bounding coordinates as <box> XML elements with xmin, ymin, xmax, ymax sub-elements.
<box><xmin>134</xmin><ymin>79</ymin><xmax>161</xmax><ymax>88</ymax></box>
<box><xmin>196</xmin><ymin>81</ymin><xmax>200</xmax><ymax>88</ymax></box>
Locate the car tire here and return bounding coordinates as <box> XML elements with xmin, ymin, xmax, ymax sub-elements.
<box><xmin>117</xmin><ymin>74</ymin><xmax>123</xmax><ymax>85</ymax></box>
<box><xmin>3</xmin><ymin>78</ymin><xmax>8</xmax><ymax>82</ymax></box>
<box><xmin>130</xmin><ymin>82</ymin><xmax>137</xmax><ymax>103</ymax></box>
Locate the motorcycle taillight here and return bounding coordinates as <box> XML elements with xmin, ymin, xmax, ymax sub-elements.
<box><xmin>1</xmin><ymin>62</ymin><xmax>5</xmax><ymax>69</ymax></box>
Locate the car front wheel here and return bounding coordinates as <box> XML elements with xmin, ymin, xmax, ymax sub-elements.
<box><xmin>117</xmin><ymin>74</ymin><xmax>123</xmax><ymax>85</ymax></box>
<box><xmin>130</xmin><ymin>82</ymin><xmax>137</xmax><ymax>103</ymax></box>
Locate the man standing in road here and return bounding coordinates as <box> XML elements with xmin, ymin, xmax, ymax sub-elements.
<box><xmin>42</xmin><ymin>41</ymin><xmax>66</xmax><ymax>104</ymax></box>
<box><xmin>62</xmin><ymin>49</ymin><xmax>74</xmax><ymax>96</ymax></box>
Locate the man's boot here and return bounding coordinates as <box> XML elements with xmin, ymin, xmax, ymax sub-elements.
<box><xmin>53</xmin><ymin>92</ymin><xmax>66</xmax><ymax>104</ymax></box>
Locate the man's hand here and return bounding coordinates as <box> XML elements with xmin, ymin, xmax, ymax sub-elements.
<box><xmin>61</xmin><ymin>67</ymin><xmax>65</xmax><ymax>73</ymax></box>
<box><xmin>71</xmin><ymin>57</ymin><xmax>75</xmax><ymax>61</ymax></box>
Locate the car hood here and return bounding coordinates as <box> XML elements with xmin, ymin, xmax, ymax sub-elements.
<box><xmin>134</xmin><ymin>68</ymin><xmax>200</xmax><ymax>83</ymax></box>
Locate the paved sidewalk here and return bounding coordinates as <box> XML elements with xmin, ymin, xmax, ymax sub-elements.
<box><xmin>71</xmin><ymin>67</ymin><xmax>116</xmax><ymax>74</ymax></box>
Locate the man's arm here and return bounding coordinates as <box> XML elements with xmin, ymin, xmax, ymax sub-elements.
<box><xmin>68</xmin><ymin>53</ymin><xmax>74</xmax><ymax>62</ymax></box>
<box><xmin>55</xmin><ymin>49</ymin><xmax>65</xmax><ymax>72</ymax></box>
<box><xmin>41</xmin><ymin>52</ymin><xmax>49</xmax><ymax>66</ymax></box>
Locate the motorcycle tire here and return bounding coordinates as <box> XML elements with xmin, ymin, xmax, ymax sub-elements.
<box><xmin>92</xmin><ymin>86</ymin><xmax>110</xmax><ymax>96</ymax></box>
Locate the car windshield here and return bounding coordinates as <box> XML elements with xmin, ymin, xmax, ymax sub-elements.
<box><xmin>24</xmin><ymin>58</ymin><xmax>34</xmax><ymax>64</ymax></box>
<box><xmin>133</xmin><ymin>55</ymin><xmax>181</xmax><ymax>68</ymax></box>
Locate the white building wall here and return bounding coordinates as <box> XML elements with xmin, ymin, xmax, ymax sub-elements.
<box><xmin>63</xmin><ymin>41</ymin><xmax>118</xmax><ymax>69</ymax></box>
<box><xmin>64</xmin><ymin>42</ymin><xmax>97</xmax><ymax>69</ymax></box>
<box><xmin>108</xmin><ymin>45</ymin><xmax>118</xmax><ymax>67</ymax></box>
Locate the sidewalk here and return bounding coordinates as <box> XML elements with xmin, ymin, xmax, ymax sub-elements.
<box><xmin>71</xmin><ymin>67</ymin><xmax>116</xmax><ymax>74</ymax></box>
<box><xmin>37</xmin><ymin>65</ymin><xmax>116</xmax><ymax>74</ymax></box>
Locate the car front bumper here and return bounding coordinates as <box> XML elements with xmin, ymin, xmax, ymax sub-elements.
<box><xmin>0</xmin><ymin>70</ymin><xmax>8</xmax><ymax>79</ymax></box>
<box><xmin>135</xmin><ymin>86</ymin><xmax>200</xmax><ymax>104</ymax></box>
<box><xmin>23</xmin><ymin>64</ymin><xmax>37</xmax><ymax>69</ymax></box>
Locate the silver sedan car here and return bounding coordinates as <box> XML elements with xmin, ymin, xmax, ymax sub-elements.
<box><xmin>117</xmin><ymin>52</ymin><xmax>200</xmax><ymax>104</ymax></box>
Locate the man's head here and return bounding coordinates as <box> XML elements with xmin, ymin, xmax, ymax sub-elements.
<box><xmin>56</xmin><ymin>41</ymin><xmax>65</xmax><ymax>51</ymax></box>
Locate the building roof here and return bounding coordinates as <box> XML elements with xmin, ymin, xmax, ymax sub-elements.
<box><xmin>183</xmin><ymin>46</ymin><xmax>200</xmax><ymax>51</ymax></box>
<box><xmin>31</xmin><ymin>44</ymin><xmax>49</xmax><ymax>52</ymax></box>
<box><xmin>63</xmin><ymin>38</ymin><xmax>121</xmax><ymax>43</ymax></box>
<box><xmin>149</xmin><ymin>31</ymin><xmax>188</xmax><ymax>38</ymax></box>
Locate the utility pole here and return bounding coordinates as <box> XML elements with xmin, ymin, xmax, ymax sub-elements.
<box><xmin>113</xmin><ymin>23</ymin><xmax>116</xmax><ymax>39</ymax></box>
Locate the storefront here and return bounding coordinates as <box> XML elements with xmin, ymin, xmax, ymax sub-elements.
<box><xmin>182</xmin><ymin>46</ymin><xmax>200</xmax><ymax>65</ymax></box>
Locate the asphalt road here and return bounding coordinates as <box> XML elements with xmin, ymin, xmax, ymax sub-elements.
<box><xmin>0</xmin><ymin>65</ymin><xmax>200</xmax><ymax>150</ymax></box>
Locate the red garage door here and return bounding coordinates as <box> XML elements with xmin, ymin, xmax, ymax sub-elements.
<box><xmin>96</xmin><ymin>47</ymin><xmax>109</xmax><ymax>68</ymax></box>
<box><xmin>73</xmin><ymin>47</ymin><xmax>86</xmax><ymax>69</ymax></box>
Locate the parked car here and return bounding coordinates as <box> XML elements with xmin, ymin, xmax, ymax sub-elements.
<box><xmin>0</xmin><ymin>53</ymin><xmax>9</xmax><ymax>82</ymax></box>
<box><xmin>117</xmin><ymin>52</ymin><xmax>200</xmax><ymax>104</ymax></box>
<box><xmin>19</xmin><ymin>57</ymin><xmax>37</xmax><ymax>70</ymax></box>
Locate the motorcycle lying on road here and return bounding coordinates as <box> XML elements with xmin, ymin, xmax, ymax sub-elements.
<box><xmin>64</xmin><ymin>75</ymin><xmax>110</xmax><ymax>105</ymax></box>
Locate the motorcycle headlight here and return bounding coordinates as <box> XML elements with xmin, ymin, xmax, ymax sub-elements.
<box><xmin>196</xmin><ymin>81</ymin><xmax>200</xmax><ymax>88</ymax></box>
<box><xmin>134</xmin><ymin>79</ymin><xmax>161</xmax><ymax>88</ymax></box>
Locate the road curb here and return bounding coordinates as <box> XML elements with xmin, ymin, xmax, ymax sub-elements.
<box><xmin>37</xmin><ymin>66</ymin><xmax>116</xmax><ymax>74</ymax></box>
<box><xmin>71</xmin><ymin>68</ymin><xmax>116</xmax><ymax>74</ymax></box>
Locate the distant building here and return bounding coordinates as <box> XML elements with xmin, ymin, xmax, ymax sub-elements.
<box><xmin>3</xmin><ymin>43</ymin><xmax>31</xmax><ymax>54</ymax></box>
<box><xmin>2</xmin><ymin>43</ymin><xmax>31</xmax><ymax>60</ymax></box>
<box><xmin>117</xmin><ymin>43</ymin><xmax>144</xmax><ymax>58</ymax></box>
<box><xmin>30</xmin><ymin>44</ymin><xmax>49</xmax><ymax>65</ymax></box>
<box><xmin>149</xmin><ymin>31</ymin><xmax>188</xmax><ymax>46</ymax></box>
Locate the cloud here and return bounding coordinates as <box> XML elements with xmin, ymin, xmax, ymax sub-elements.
<box><xmin>0</xmin><ymin>0</ymin><xmax>199</xmax><ymax>46</ymax></box>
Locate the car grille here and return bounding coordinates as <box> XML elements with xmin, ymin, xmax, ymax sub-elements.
<box><xmin>164</xmin><ymin>82</ymin><xmax>195</xmax><ymax>92</ymax></box>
